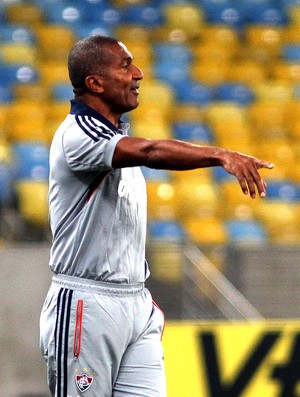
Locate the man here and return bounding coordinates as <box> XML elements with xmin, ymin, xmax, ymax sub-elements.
<box><xmin>40</xmin><ymin>35</ymin><xmax>273</xmax><ymax>397</ymax></box>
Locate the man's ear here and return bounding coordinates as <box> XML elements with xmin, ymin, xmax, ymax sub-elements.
<box><xmin>85</xmin><ymin>75</ymin><xmax>104</xmax><ymax>93</ymax></box>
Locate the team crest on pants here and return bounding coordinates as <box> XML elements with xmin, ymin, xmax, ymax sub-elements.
<box><xmin>75</xmin><ymin>373</ymin><xmax>94</xmax><ymax>392</ymax></box>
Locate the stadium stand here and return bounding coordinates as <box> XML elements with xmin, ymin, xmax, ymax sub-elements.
<box><xmin>0</xmin><ymin>0</ymin><xmax>299</xmax><ymax>244</ymax></box>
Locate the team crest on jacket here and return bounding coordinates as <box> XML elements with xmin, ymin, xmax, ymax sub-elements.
<box><xmin>75</xmin><ymin>373</ymin><xmax>94</xmax><ymax>392</ymax></box>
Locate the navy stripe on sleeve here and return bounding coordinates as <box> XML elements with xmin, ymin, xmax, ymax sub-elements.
<box><xmin>75</xmin><ymin>115</ymin><xmax>115</xmax><ymax>141</ymax></box>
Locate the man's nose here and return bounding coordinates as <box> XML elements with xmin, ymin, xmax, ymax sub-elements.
<box><xmin>133</xmin><ymin>64</ymin><xmax>144</xmax><ymax>80</ymax></box>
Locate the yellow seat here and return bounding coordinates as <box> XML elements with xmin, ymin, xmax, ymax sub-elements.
<box><xmin>162</xmin><ymin>4</ymin><xmax>204</xmax><ymax>39</ymax></box>
<box><xmin>248</xmin><ymin>101</ymin><xmax>289</xmax><ymax>137</ymax></box>
<box><xmin>183</xmin><ymin>216</ymin><xmax>228</xmax><ymax>245</ymax></box>
<box><xmin>253</xmin><ymin>139</ymin><xmax>295</xmax><ymax>180</ymax></box>
<box><xmin>271</xmin><ymin>61</ymin><xmax>300</xmax><ymax>83</ymax></box>
<box><xmin>282</xmin><ymin>25</ymin><xmax>300</xmax><ymax>43</ymax></box>
<box><xmin>252</xmin><ymin>80</ymin><xmax>294</xmax><ymax>102</ymax></box>
<box><xmin>205</xmin><ymin>102</ymin><xmax>246</xmax><ymax>125</ymax></box>
<box><xmin>7</xmin><ymin>100</ymin><xmax>48</xmax><ymax>142</ymax></box>
<box><xmin>0</xmin><ymin>43</ymin><xmax>37</xmax><ymax>65</ymax></box>
<box><xmin>139</xmin><ymin>79</ymin><xmax>175</xmax><ymax>106</ymax></box>
<box><xmin>132</xmin><ymin>120</ymin><xmax>172</xmax><ymax>139</ymax></box>
<box><xmin>115</xmin><ymin>25</ymin><xmax>152</xmax><ymax>43</ymax></box>
<box><xmin>13</xmin><ymin>83</ymin><xmax>49</xmax><ymax>102</ymax></box>
<box><xmin>191</xmin><ymin>60</ymin><xmax>229</xmax><ymax>85</ymax></box>
<box><xmin>147</xmin><ymin>179</ymin><xmax>176</xmax><ymax>220</ymax></box>
<box><xmin>226</xmin><ymin>60</ymin><xmax>267</xmax><ymax>85</ymax></box>
<box><xmin>286</xmin><ymin>101</ymin><xmax>300</xmax><ymax>140</ymax></box>
<box><xmin>15</xmin><ymin>180</ymin><xmax>49</xmax><ymax>227</ymax></box>
<box><xmin>243</xmin><ymin>25</ymin><xmax>283</xmax><ymax>61</ymax></box>
<box><xmin>199</xmin><ymin>25</ymin><xmax>240</xmax><ymax>47</ymax></box>
<box><xmin>35</xmin><ymin>25</ymin><xmax>76</xmax><ymax>61</ymax></box>
<box><xmin>254</xmin><ymin>201</ymin><xmax>300</xmax><ymax>244</ymax></box>
<box><xmin>173</xmin><ymin>177</ymin><xmax>219</xmax><ymax>221</ymax></box>
<box><xmin>171</xmin><ymin>104</ymin><xmax>206</xmax><ymax>123</ymax></box>
<box><xmin>46</xmin><ymin>102</ymin><xmax>70</xmax><ymax>143</ymax></box>
<box><xmin>287</xmin><ymin>5</ymin><xmax>300</xmax><ymax>25</ymax></box>
<box><xmin>5</xmin><ymin>2</ymin><xmax>44</xmax><ymax>26</ymax></box>
<box><xmin>193</xmin><ymin>42</ymin><xmax>237</xmax><ymax>62</ymax></box>
<box><xmin>39</xmin><ymin>60</ymin><xmax>70</xmax><ymax>89</ymax></box>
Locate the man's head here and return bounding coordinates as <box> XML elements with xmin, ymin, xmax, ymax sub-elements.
<box><xmin>68</xmin><ymin>35</ymin><xmax>143</xmax><ymax>119</ymax></box>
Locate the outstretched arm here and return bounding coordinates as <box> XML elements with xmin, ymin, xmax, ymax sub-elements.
<box><xmin>112</xmin><ymin>137</ymin><xmax>274</xmax><ymax>199</ymax></box>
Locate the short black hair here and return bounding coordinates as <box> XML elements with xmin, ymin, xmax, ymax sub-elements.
<box><xmin>68</xmin><ymin>35</ymin><xmax>119</xmax><ymax>95</ymax></box>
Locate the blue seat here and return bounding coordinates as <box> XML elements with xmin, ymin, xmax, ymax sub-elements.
<box><xmin>201</xmin><ymin>0</ymin><xmax>244</xmax><ymax>29</ymax></box>
<box><xmin>0</xmin><ymin>162</ymin><xmax>15</xmax><ymax>205</ymax></box>
<box><xmin>0</xmin><ymin>24</ymin><xmax>35</xmax><ymax>44</ymax></box>
<box><xmin>173</xmin><ymin>121</ymin><xmax>213</xmax><ymax>144</ymax></box>
<box><xmin>0</xmin><ymin>64</ymin><xmax>39</xmax><ymax>86</ymax></box>
<box><xmin>148</xmin><ymin>220</ymin><xmax>186</xmax><ymax>241</ymax></box>
<box><xmin>266</xmin><ymin>180</ymin><xmax>299</xmax><ymax>202</ymax></box>
<box><xmin>123</xmin><ymin>5</ymin><xmax>163</xmax><ymax>27</ymax></box>
<box><xmin>153</xmin><ymin>61</ymin><xmax>190</xmax><ymax>88</ymax></box>
<box><xmin>225</xmin><ymin>219</ymin><xmax>267</xmax><ymax>244</ymax></box>
<box><xmin>241</xmin><ymin>0</ymin><xmax>288</xmax><ymax>25</ymax></box>
<box><xmin>141</xmin><ymin>167</ymin><xmax>171</xmax><ymax>182</ymax></box>
<box><xmin>52</xmin><ymin>83</ymin><xmax>73</xmax><ymax>101</ymax></box>
<box><xmin>173</xmin><ymin>79</ymin><xmax>213</xmax><ymax>105</ymax></box>
<box><xmin>42</xmin><ymin>2</ymin><xmax>84</xmax><ymax>24</ymax></box>
<box><xmin>213</xmin><ymin>83</ymin><xmax>255</xmax><ymax>106</ymax></box>
<box><xmin>282</xmin><ymin>44</ymin><xmax>300</xmax><ymax>62</ymax></box>
<box><xmin>0</xmin><ymin>84</ymin><xmax>14</xmax><ymax>103</ymax></box>
<box><xmin>212</xmin><ymin>166</ymin><xmax>236</xmax><ymax>182</ymax></box>
<box><xmin>73</xmin><ymin>22</ymin><xmax>113</xmax><ymax>40</ymax></box>
<box><xmin>153</xmin><ymin>42</ymin><xmax>192</xmax><ymax>65</ymax></box>
<box><xmin>12</xmin><ymin>142</ymin><xmax>50</xmax><ymax>181</ymax></box>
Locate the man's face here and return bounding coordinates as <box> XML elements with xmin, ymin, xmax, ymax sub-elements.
<box><xmin>99</xmin><ymin>42</ymin><xmax>143</xmax><ymax>115</ymax></box>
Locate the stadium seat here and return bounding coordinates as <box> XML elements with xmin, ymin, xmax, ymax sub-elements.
<box><xmin>271</xmin><ymin>61</ymin><xmax>300</xmax><ymax>82</ymax></box>
<box><xmin>15</xmin><ymin>180</ymin><xmax>49</xmax><ymax>227</ymax></box>
<box><xmin>282</xmin><ymin>25</ymin><xmax>300</xmax><ymax>43</ymax></box>
<box><xmin>183</xmin><ymin>216</ymin><xmax>228</xmax><ymax>245</ymax></box>
<box><xmin>225</xmin><ymin>219</ymin><xmax>267</xmax><ymax>245</ymax></box>
<box><xmin>199</xmin><ymin>25</ymin><xmax>240</xmax><ymax>47</ymax></box>
<box><xmin>7</xmin><ymin>100</ymin><xmax>48</xmax><ymax>142</ymax></box>
<box><xmin>193</xmin><ymin>42</ymin><xmax>237</xmax><ymax>62</ymax></box>
<box><xmin>12</xmin><ymin>142</ymin><xmax>50</xmax><ymax>181</ymax></box>
<box><xmin>4</xmin><ymin>2</ymin><xmax>44</xmax><ymax>26</ymax></box>
<box><xmin>254</xmin><ymin>201</ymin><xmax>300</xmax><ymax>243</ymax></box>
<box><xmin>39</xmin><ymin>61</ymin><xmax>70</xmax><ymax>89</ymax></box>
<box><xmin>252</xmin><ymin>80</ymin><xmax>294</xmax><ymax>102</ymax></box>
<box><xmin>13</xmin><ymin>83</ymin><xmax>49</xmax><ymax>102</ymax></box>
<box><xmin>35</xmin><ymin>25</ymin><xmax>76</xmax><ymax>61</ymax></box>
<box><xmin>173</xmin><ymin>177</ymin><xmax>219</xmax><ymax>221</ymax></box>
<box><xmin>172</xmin><ymin>121</ymin><xmax>213</xmax><ymax>144</ymax></box>
<box><xmin>202</xmin><ymin>1</ymin><xmax>244</xmax><ymax>30</ymax></box>
<box><xmin>0</xmin><ymin>161</ymin><xmax>15</xmax><ymax>206</ymax></box>
<box><xmin>122</xmin><ymin>4</ymin><xmax>163</xmax><ymax>27</ymax></box>
<box><xmin>248</xmin><ymin>101</ymin><xmax>289</xmax><ymax>137</ymax></box>
<box><xmin>243</xmin><ymin>2</ymin><xmax>287</xmax><ymax>26</ymax></box>
<box><xmin>191</xmin><ymin>60</ymin><xmax>230</xmax><ymax>85</ymax></box>
<box><xmin>51</xmin><ymin>83</ymin><xmax>73</xmax><ymax>102</ymax></box>
<box><xmin>148</xmin><ymin>219</ymin><xmax>186</xmax><ymax>241</ymax></box>
<box><xmin>162</xmin><ymin>3</ymin><xmax>204</xmax><ymax>39</ymax></box>
<box><xmin>205</xmin><ymin>102</ymin><xmax>246</xmax><ymax>126</ymax></box>
<box><xmin>0</xmin><ymin>24</ymin><xmax>36</xmax><ymax>44</ymax></box>
<box><xmin>173</xmin><ymin>79</ymin><xmax>213</xmax><ymax>105</ymax></box>
<box><xmin>213</xmin><ymin>82</ymin><xmax>255</xmax><ymax>106</ymax></box>
<box><xmin>264</xmin><ymin>180</ymin><xmax>299</xmax><ymax>202</ymax></box>
<box><xmin>226</xmin><ymin>60</ymin><xmax>267</xmax><ymax>85</ymax></box>
<box><xmin>243</xmin><ymin>25</ymin><xmax>283</xmax><ymax>61</ymax></box>
<box><xmin>0</xmin><ymin>85</ymin><xmax>14</xmax><ymax>103</ymax></box>
<box><xmin>0</xmin><ymin>42</ymin><xmax>37</xmax><ymax>65</ymax></box>
<box><xmin>0</xmin><ymin>64</ymin><xmax>39</xmax><ymax>86</ymax></box>
<box><xmin>281</xmin><ymin>44</ymin><xmax>300</xmax><ymax>62</ymax></box>
<box><xmin>142</xmin><ymin>167</ymin><xmax>176</xmax><ymax>220</ymax></box>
